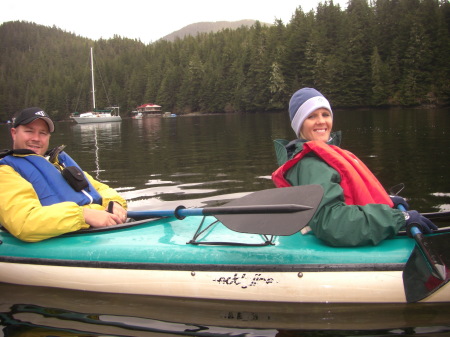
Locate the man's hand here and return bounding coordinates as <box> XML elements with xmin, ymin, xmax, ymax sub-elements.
<box><xmin>83</xmin><ymin>208</ymin><xmax>124</xmax><ymax>228</ymax></box>
<box><xmin>108</xmin><ymin>202</ymin><xmax>127</xmax><ymax>223</ymax></box>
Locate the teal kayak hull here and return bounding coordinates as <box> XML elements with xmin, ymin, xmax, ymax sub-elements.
<box><xmin>0</xmin><ymin>216</ymin><xmax>413</xmax><ymax>265</ymax></box>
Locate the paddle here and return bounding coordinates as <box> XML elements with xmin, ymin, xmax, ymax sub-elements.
<box><xmin>128</xmin><ymin>204</ymin><xmax>312</xmax><ymax>219</ymax></box>
<box><xmin>128</xmin><ymin>185</ymin><xmax>324</xmax><ymax>236</ymax></box>
<box><xmin>422</xmin><ymin>211</ymin><xmax>450</xmax><ymax>221</ymax></box>
<box><xmin>400</xmin><ymin>204</ymin><xmax>450</xmax><ymax>302</ymax></box>
<box><xmin>389</xmin><ymin>183</ymin><xmax>450</xmax><ymax>221</ymax></box>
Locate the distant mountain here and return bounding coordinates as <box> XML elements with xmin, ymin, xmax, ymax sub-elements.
<box><xmin>161</xmin><ymin>20</ymin><xmax>270</xmax><ymax>41</ymax></box>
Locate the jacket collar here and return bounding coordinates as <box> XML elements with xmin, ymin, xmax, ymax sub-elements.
<box><xmin>286</xmin><ymin>131</ymin><xmax>342</xmax><ymax>158</ymax></box>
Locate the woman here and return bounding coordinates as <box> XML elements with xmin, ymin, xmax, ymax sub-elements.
<box><xmin>272</xmin><ymin>88</ymin><xmax>436</xmax><ymax>247</ymax></box>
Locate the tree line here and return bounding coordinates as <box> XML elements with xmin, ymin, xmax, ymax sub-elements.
<box><xmin>1</xmin><ymin>0</ymin><xmax>449</xmax><ymax>122</ymax></box>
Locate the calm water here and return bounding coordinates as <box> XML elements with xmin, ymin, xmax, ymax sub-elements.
<box><xmin>1</xmin><ymin>108</ymin><xmax>450</xmax><ymax>336</ymax></box>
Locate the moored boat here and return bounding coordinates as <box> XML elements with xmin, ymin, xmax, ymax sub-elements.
<box><xmin>71</xmin><ymin>47</ymin><xmax>122</xmax><ymax>124</ymax></box>
<box><xmin>131</xmin><ymin>111</ymin><xmax>143</xmax><ymax>119</ymax></box>
<box><xmin>72</xmin><ymin>108</ymin><xmax>121</xmax><ymax>124</ymax></box>
<box><xmin>163</xmin><ymin>111</ymin><xmax>177</xmax><ymax>118</ymax></box>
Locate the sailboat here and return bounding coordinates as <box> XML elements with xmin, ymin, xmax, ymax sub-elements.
<box><xmin>71</xmin><ymin>48</ymin><xmax>122</xmax><ymax>124</ymax></box>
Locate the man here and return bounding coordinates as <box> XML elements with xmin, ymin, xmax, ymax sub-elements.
<box><xmin>0</xmin><ymin>107</ymin><xmax>127</xmax><ymax>242</ymax></box>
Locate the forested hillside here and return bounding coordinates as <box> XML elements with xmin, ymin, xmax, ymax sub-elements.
<box><xmin>1</xmin><ymin>0</ymin><xmax>449</xmax><ymax>122</ymax></box>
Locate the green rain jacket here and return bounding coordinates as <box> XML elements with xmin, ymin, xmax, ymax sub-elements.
<box><xmin>273</xmin><ymin>131</ymin><xmax>405</xmax><ymax>247</ymax></box>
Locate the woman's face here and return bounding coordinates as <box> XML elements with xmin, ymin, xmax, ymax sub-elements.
<box><xmin>300</xmin><ymin>108</ymin><xmax>333</xmax><ymax>142</ymax></box>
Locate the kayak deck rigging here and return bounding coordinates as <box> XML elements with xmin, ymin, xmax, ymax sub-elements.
<box><xmin>187</xmin><ymin>216</ymin><xmax>275</xmax><ymax>246</ymax></box>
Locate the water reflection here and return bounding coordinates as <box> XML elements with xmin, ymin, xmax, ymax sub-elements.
<box><xmin>0</xmin><ymin>304</ymin><xmax>278</xmax><ymax>337</ymax></box>
<box><xmin>1</xmin><ymin>283</ymin><xmax>450</xmax><ymax>336</ymax></box>
<box><xmin>72</xmin><ymin>123</ymin><xmax>122</xmax><ymax>182</ymax></box>
<box><xmin>73</xmin><ymin>122</ymin><xmax>122</xmax><ymax>147</ymax></box>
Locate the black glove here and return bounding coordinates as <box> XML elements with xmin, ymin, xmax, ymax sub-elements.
<box><xmin>390</xmin><ymin>195</ymin><xmax>409</xmax><ymax>210</ymax></box>
<box><xmin>403</xmin><ymin>210</ymin><xmax>438</xmax><ymax>236</ymax></box>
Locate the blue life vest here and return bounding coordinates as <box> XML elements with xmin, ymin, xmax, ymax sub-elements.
<box><xmin>0</xmin><ymin>151</ymin><xmax>103</xmax><ymax>206</ymax></box>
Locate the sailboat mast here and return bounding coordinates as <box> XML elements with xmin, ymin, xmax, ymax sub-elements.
<box><xmin>90</xmin><ymin>47</ymin><xmax>96</xmax><ymax>111</ymax></box>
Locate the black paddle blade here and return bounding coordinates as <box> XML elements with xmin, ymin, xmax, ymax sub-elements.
<box><xmin>216</xmin><ymin>185</ymin><xmax>323</xmax><ymax>236</ymax></box>
<box><xmin>403</xmin><ymin>233</ymin><xmax>450</xmax><ymax>303</ymax></box>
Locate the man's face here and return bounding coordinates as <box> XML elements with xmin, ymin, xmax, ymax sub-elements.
<box><xmin>11</xmin><ymin>119</ymin><xmax>51</xmax><ymax>156</ymax></box>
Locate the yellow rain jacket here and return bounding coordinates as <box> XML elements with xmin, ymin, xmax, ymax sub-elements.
<box><xmin>0</xmin><ymin>163</ymin><xmax>127</xmax><ymax>242</ymax></box>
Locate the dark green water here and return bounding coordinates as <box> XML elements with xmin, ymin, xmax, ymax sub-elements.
<box><xmin>3</xmin><ymin>108</ymin><xmax>448</xmax><ymax>211</ymax></box>
<box><xmin>1</xmin><ymin>108</ymin><xmax>450</xmax><ymax>335</ymax></box>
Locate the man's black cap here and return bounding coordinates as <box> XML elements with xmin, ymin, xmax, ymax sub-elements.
<box><xmin>13</xmin><ymin>107</ymin><xmax>55</xmax><ymax>133</ymax></box>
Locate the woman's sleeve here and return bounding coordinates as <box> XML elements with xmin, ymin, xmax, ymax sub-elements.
<box><xmin>291</xmin><ymin>156</ymin><xmax>405</xmax><ymax>247</ymax></box>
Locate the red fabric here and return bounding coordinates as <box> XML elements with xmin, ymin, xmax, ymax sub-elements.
<box><xmin>272</xmin><ymin>141</ymin><xmax>394</xmax><ymax>207</ymax></box>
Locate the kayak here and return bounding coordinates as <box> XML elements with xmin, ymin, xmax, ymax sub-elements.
<box><xmin>1</xmin><ymin>207</ymin><xmax>449</xmax><ymax>305</ymax></box>
<box><xmin>0</xmin><ymin>185</ymin><xmax>450</xmax><ymax>314</ymax></box>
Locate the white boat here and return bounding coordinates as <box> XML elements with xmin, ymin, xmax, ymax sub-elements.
<box><xmin>163</xmin><ymin>111</ymin><xmax>177</xmax><ymax>118</ymax></box>
<box><xmin>131</xmin><ymin>111</ymin><xmax>143</xmax><ymax>119</ymax></box>
<box><xmin>72</xmin><ymin>109</ymin><xmax>121</xmax><ymax>124</ymax></box>
<box><xmin>71</xmin><ymin>48</ymin><xmax>121</xmax><ymax>124</ymax></box>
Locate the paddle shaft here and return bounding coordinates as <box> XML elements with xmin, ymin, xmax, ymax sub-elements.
<box><xmin>423</xmin><ymin>211</ymin><xmax>450</xmax><ymax>220</ymax></box>
<box><xmin>128</xmin><ymin>204</ymin><xmax>312</xmax><ymax>220</ymax></box>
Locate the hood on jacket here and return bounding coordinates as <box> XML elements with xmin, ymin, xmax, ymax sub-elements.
<box><xmin>273</xmin><ymin>131</ymin><xmax>342</xmax><ymax>166</ymax></box>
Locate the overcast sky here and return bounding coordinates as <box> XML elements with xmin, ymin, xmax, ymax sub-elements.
<box><xmin>0</xmin><ymin>0</ymin><xmax>348</xmax><ymax>44</ymax></box>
